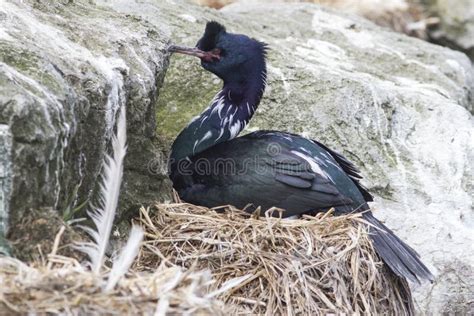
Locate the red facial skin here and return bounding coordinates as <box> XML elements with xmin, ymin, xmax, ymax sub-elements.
<box><xmin>168</xmin><ymin>45</ymin><xmax>221</xmax><ymax>62</ymax></box>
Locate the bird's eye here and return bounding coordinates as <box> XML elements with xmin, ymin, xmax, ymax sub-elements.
<box><xmin>211</xmin><ymin>48</ymin><xmax>221</xmax><ymax>56</ymax></box>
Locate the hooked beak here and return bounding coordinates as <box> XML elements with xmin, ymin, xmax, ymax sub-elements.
<box><xmin>168</xmin><ymin>45</ymin><xmax>220</xmax><ymax>62</ymax></box>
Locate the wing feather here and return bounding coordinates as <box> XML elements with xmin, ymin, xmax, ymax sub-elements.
<box><xmin>311</xmin><ymin>140</ymin><xmax>373</xmax><ymax>202</ymax></box>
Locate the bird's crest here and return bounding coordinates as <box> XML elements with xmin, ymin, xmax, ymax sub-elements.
<box><xmin>205</xmin><ymin>21</ymin><xmax>226</xmax><ymax>36</ymax></box>
<box><xmin>198</xmin><ymin>21</ymin><xmax>226</xmax><ymax>51</ymax></box>
<box><xmin>259</xmin><ymin>41</ymin><xmax>269</xmax><ymax>58</ymax></box>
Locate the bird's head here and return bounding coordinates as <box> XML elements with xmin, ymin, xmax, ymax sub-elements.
<box><xmin>169</xmin><ymin>21</ymin><xmax>267</xmax><ymax>86</ymax></box>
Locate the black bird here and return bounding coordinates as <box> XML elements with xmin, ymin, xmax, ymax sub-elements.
<box><xmin>168</xmin><ymin>21</ymin><xmax>433</xmax><ymax>284</ymax></box>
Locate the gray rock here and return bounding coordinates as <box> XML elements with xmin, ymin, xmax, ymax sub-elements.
<box><xmin>426</xmin><ymin>0</ymin><xmax>474</xmax><ymax>61</ymax></box>
<box><xmin>140</xmin><ymin>1</ymin><xmax>473</xmax><ymax>313</ymax></box>
<box><xmin>0</xmin><ymin>0</ymin><xmax>169</xmax><ymax>236</ymax></box>
<box><xmin>0</xmin><ymin>125</ymin><xmax>12</xmax><ymax>255</ymax></box>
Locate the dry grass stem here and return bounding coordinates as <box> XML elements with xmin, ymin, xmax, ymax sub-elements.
<box><xmin>1</xmin><ymin>202</ymin><xmax>413</xmax><ymax>314</ymax></box>
<box><xmin>136</xmin><ymin>203</ymin><xmax>414</xmax><ymax>315</ymax></box>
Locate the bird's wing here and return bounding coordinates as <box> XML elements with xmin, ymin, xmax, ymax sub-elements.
<box><xmin>267</xmin><ymin>150</ymin><xmax>340</xmax><ymax>195</ymax></box>
<box><xmin>311</xmin><ymin>140</ymin><xmax>373</xmax><ymax>202</ymax></box>
<box><xmin>182</xmin><ymin>139</ymin><xmax>356</xmax><ymax>216</ymax></box>
<box><xmin>264</xmin><ymin>149</ymin><xmax>355</xmax><ymax>210</ymax></box>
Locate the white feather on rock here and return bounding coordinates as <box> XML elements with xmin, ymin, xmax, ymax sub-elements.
<box><xmin>75</xmin><ymin>105</ymin><xmax>127</xmax><ymax>274</ymax></box>
<box><xmin>105</xmin><ymin>225</ymin><xmax>144</xmax><ymax>291</ymax></box>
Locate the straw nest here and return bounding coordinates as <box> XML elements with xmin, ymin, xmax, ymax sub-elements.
<box><xmin>0</xmin><ymin>202</ymin><xmax>414</xmax><ymax>315</ymax></box>
<box><xmin>135</xmin><ymin>203</ymin><xmax>413</xmax><ymax>315</ymax></box>
<box><xmin>0</xmin><ymin>256</ymin><xmax>226</xmax><ymax>315</ymax></box>
<box><xmin>0</xmin><ymin>222</ymin><xmax>228</xmax><ymax>315</ymax></box>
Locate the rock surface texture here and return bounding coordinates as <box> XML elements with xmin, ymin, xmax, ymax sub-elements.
<box><xmin>0</xmin><ymin>0</ymin><xmax>170</xmax><ymax>232</ymax></box>
<box><xmin>426</xmin><ymin>0</ymin><xmax>474</xmax><ymax>61</ymax></box>
<box><xmin>0</xmin><ymin>125</ymin><xmax>12</xmax><ymax>254</ymax></box>
<box><xmin>0</xmin><ymin>0</ymin><xmax>473</xmax><ymax>313</ymax></box>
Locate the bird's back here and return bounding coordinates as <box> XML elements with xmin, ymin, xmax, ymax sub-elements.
<box><xmin>171</xmin><ymin>130</ymin><xmax>370</xmax><ymax>216</ymax></box>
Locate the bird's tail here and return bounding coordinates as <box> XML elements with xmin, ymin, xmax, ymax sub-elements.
<box><xmin>362</xmin><ymin>211</ymin><xmax>434</xmax><ymax>284</ymax></box>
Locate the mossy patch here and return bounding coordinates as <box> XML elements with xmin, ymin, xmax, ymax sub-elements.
<box><xmin>0</xmin><ymin>43</ymin><xmax>63</xmax><ymax>95</ymax></box>
<box><xmin>156</xmin><ymin>55</ymin><xmax>220</xmax><ymax>141</ymax></box>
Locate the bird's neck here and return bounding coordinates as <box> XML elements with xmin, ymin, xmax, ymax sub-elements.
<box><xmin>170</xmin><ymin>72</ymin><xmax>266</xmax><ymax>164</ymax></box>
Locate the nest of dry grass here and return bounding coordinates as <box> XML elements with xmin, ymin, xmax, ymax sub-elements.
<box><xmin>0</xmin><ymin>222</ymin><xmax>227</xmax><ymax>315</ymax></box>
<box><xmin>136</xmin><ymin>203</ymin><xmax>413</xmax><ymax>315</ymax></box>
<box><xmin>0</xmin><ymin>255</ymin><xmax>226</xmax><ymax>315</ymax></box>
<box><xmin>1</xmin><ymin>202</ymin><xmax>414</xmax><ymax>315</ymax></box>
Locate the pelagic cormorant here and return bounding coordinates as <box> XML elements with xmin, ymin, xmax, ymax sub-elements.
<box><xmin>168</xmin><ymin>22</ymin><xmax>433</xmax><ymax>283</ymax></box>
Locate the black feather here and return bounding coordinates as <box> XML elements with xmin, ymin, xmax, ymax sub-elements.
<box><xmin>259</xmin><ymin>41</ymin><xmax>269</xmax><ymax>57</ymax></box>
<box><xmin>363</xmin><ymin>212</ymin><xmax>434</xmax><ymax>283</ymax></box>
<box><xmin>275</xmin><ymin>172</ymin><xmax>312</xmax><ymax>188</ymax></box>
<box><xmin>197</xmin><ymin>21</ymin><xmax>226</xmax><ymax>51</ymax></box>
<box><xmin>313</xmin><ymin>140</ymin><xmax>374</xmax><ymax>202</ymax></box>
<box><xmin>206</xmin><ymin>21</ymin><xmax>226</xmax><ymax>34</ymax></box>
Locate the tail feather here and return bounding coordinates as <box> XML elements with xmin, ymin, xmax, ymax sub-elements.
<box><xmin>363</xmin><ymin>212</ymin><xmax>434</xmax><ymax>284</ymax></box>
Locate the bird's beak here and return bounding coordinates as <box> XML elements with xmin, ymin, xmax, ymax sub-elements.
<box><xmin>168</xmin><ymin>45</ymin><xmax>220</xmax><ymax>62</ymax></box>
